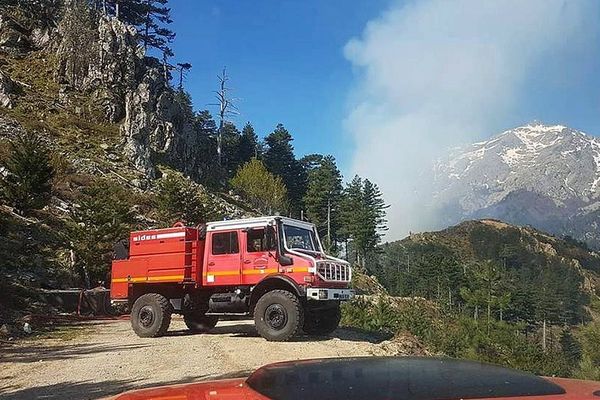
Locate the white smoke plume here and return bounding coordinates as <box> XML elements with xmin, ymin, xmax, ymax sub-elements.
<box><xmin>344</xmin><ymin>0</ymin><xmax>600</xmax><ymax>239</ymax></box>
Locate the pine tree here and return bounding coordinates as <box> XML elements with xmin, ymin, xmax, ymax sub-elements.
<box><xmin>221</xmin><ymin>122</ymin><xmax>242</xmax><ymax>180</ymax></box>
<box><xmin>1</xmin><ymin>131</ymin><xmax>55</xmax><ymax>215</ymax></box>
<box><xmin>230</xmin><ymin>158</ymin><xmax>287</xmax><ymax>214</ymax></box>
<box><xmin>192</xmin><ymin>110</ymin><xmax>220</xmax><ymax>187</ymax></box>
<box><xmin>339</xmin><ymin>175</ymin><xmax>364</xmax><ymax>263</ymax></box>
<box><xmin>362</xmin><ymin>179</ymin><xmax>389</xmax><ymax>259</ymax></box>
<box><xmin>263</xmin><ymin>124</ymin><xmax>307</xmax><ymax>217</ymax></box>
<box><xmin>108</xmin><ymin>0</ymin><xmax>175</xmax><ymax>56</ymax></box>
<box><xmin>70</xmin><ymin>179</ymin><xmax>133</xmax><ymax>285</ymax></box>
<box><xmin>172</xmin><ymin>89</ymin><xmax>194</xmax><ymax>127</ymax></box>
<box><xmin>176</xmin><ymin>62</ymin><xmax>192</xmax><ymax>90</ymax></box>
<box><xmin>303</xmin><ymin>155</ymin><xmax>343</xmax><ymax>251</ymax></box>
<box><xmin>238</xmin><ymin>122</ymin><xmax>260</xmax><ymax>163</ymax></box>
<box><xmin>339</xmin><ymin>176</ymin><xmax>388</xmax><ymax>266</ymax></box>
<box><xmin>139</xmin><ymin>0</ymin><xmax>175</xmax><ymax>54</ymax></box>
<box><xmin>560</xmin><ymin>329</ymin><xmax>582</xmax><ymax>367</ymax></box>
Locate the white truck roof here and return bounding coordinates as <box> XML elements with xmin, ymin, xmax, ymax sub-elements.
<box><xmin>205</xmin><ymin>216</ymin><xmax>315</xmax><ymax>231</ymax></box>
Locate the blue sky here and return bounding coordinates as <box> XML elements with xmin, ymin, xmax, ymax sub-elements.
<box><xmin>168</xmin><ymin>1</ymin><xmax>600</xmax><ymax>215</ymax></box>
<box><xmin>170</xmin><ymin>0</ymin><xmax>600</xmax><ymax>172</ymax></box>
<box><xmin>169</xmin><ymin>0</ymin><xmax>390</xmax><ymax>171</ymax></box>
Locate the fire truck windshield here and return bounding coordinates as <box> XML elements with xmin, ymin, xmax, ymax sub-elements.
<box><xmin>283</xmin><ymin>224</ymin><xmax>320</xmax><ymax>252</ymax></box>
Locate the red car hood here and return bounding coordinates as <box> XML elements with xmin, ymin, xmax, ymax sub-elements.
<box><xmin>108</xmin><ymin>357</ymin><xmax>600</xmax><ymax>400</ymax></box>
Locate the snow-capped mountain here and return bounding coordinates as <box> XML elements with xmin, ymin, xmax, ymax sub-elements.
<box><xmin>434</xmin><ymin>123</ymin><xmax>600</xmax><ymax>248</ymax></box>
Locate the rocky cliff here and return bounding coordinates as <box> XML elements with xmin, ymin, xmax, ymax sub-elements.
<box><xmin>52</xmin><ymin>14</ymin><xmax>206</xmax><ymax>179</ymax></box>
<box><xmin>0</xmin><ymin>3</ymin><xmax>210</xmax><ymax>181</ymax></box>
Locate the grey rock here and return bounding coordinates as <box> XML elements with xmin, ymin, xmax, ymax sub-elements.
<box><xmin>121</xmin><ymin>62</ymin><xmax>201</xmax><ymax>179</ymax></box>
<box><xmin>0</xmin><ymin>69</ymin><xmax>18</xmax><ymax>108</ymax></box>
<box><xmin>0</xmin><ymin>15</ymin><xmax>30</xmax><ymax>52</ymax></box>
<box><xmin>30</xmin><ymin>27</ymin><xmax>52</xmax><ymax>49</ymax></box>
<box><xmin>53</xmin><ymin>16</ymin><xmax>203</xmax><ymax>180</ymax></box>
<box><xmin>56</xmin><ymin>17</ymin><xmax>141</xmax><ymax>122</ymax></box>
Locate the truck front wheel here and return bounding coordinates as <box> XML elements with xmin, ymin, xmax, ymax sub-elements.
<box><xmin>254</xmin><ymin>290</ymin><xmax>303</xmax><ymax>342</ymax></box>
<box><xmin>184</xmin><ymin>313</ymin><xmax>218</xmax><ymax>333</ymax></box>
<box><xmin>303</xmin><ymin>304</ymin><xmax>341</xmax><ymax>336</ymax></box>
<box><xmin>131</xmin><ymin>293</ymin><xmax>172</xmax><ymax>338</ymax></box>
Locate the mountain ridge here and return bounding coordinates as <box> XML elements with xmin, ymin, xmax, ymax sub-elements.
<box><xmin>433</xmin><ymin>123</ymin><xmax>600</xmax><ymax>248</ymax></box>
<box><xmin>375</xmin><ymin>218</ymin><xmax>600</xmax><ymax>321</ymax></box>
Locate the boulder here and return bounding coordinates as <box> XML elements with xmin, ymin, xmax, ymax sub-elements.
<box><xmin>0</xmin><ymin>70</ymin><xmax>17</xmax><ymax>108</ymax></box>
<box><xmin>0</xmin><ymin>15</ymin><xmax>30</xmax><ymax>52</ymax></box>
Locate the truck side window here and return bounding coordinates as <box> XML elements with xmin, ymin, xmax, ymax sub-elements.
<box><xmin>247</xmin><ymin>229</ymin><xmax>265</xmax><ymax>253</ymax></box>
<box><xmin>212</xmin><ymin>232</ymin><xmax>239</xmax><ymax>255</ymax></box>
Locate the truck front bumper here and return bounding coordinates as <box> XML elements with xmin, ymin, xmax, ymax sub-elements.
<box><xmin>306</xmin><ymin>288</ymin><xmax>355</xmax><ymax>301</ymax></box>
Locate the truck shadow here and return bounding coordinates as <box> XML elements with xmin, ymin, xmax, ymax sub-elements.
<box><xmin>0</xmin><ymin>374</ymin><xmax>226</xmax><ymax>400</ymax></box>
<box><xmin>165</xmin><ymin>323</ymin><xmax>390</xmax><ymax>344</ymax></box>
<box><xmin>0</xmin><ymin>342</ymin><xmax>151</xmax><ymax>364</ymax></box>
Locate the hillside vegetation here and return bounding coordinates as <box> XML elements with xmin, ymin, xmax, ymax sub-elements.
<box><xmin>342</xmin><ymin>219</ymin><xmax>600</xmax><ymax>379</ymax></box>
<box><xmin>2</xmin><ymin>0</ymin><xmax>599</xmax><ymax>382</ymax></box>
<box><xmin>0</xmin><ymin>1</ymin><xmax>387</xmax><ymax>330</ymax></box>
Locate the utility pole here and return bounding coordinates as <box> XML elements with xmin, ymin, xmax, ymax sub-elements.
<box><xmin>542</xmin><ymin>319</ymin><xmax>547</xmax><ymax>352</ymax></box>
<box><xmin>327</xmin><ymin>196</ymin><xmax>331</xmax><ymax>247</ymax></box>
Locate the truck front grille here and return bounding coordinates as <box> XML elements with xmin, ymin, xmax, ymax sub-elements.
<box><xmin>316</xmin><ymin>261</ymin><xmax>351</xmax><ymax>283</ymax></box>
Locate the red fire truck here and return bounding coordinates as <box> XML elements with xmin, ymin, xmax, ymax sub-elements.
<box><xmin>111</xmin><ymin>216</ymin><xmax>354</xmax><ymax>341</ymax></box>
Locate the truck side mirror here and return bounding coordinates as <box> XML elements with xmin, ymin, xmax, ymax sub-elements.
<box><xmin>264</xmin><ymin>226</ymin><xmax>276</xmax><ymax>251</ymax></box>
<box><xmin>278</xmin><ymin>254</ymin><xmax>293</xmax><ymax>266</ymax></box>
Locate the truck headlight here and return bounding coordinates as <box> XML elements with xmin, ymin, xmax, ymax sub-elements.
<box><xmin>318</xmin><ymin>289</ymin><xmax>328</xmax><ymax>300</ymax></box>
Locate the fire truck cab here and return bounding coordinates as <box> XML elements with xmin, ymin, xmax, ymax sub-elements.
<box><xmin>111</xmin><ymin>216</ymin><xmax>354</xmax><ymax>341</ymax></box>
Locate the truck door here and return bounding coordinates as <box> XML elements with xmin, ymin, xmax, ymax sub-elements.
<box><xmin>204</xmin><ymin>230</ymin><xmax>242</xmax><ymax>286</ymax></box>
<box><xmin>242</xmin><ymin>227</ymin><xmax>279</xmax><ymax>284</ymax></box>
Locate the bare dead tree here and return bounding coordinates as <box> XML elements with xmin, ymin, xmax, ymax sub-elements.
<box><xmin>210</xmin><ymin>67</ymin><xmax>239</xmax><ymax>166</ymax></box>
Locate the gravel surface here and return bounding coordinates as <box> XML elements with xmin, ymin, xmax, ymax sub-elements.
<box><xmin>0</xmin><ymin>317</ymin><xmax>388</xmax><ymax>400</ymax></box>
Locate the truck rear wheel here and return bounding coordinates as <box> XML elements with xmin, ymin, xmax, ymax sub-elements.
<box><xmin>254</xmin><ymin>290</ymin><xmax>303</xmax><ymax>342</ymax></box>
<box><xmin>131</xmin><ymin>293</ymin><xmax>172</xmax><ymax>338</ymax></box>
<box><xmin>303</xmin><ymin>304</ymin><xmax>341</xmax><ymax>336</ymax></box>
<box><xmin>184</xmin><ymin>313</ymin><xmax>218</xmax><ymax>333</ymax></box>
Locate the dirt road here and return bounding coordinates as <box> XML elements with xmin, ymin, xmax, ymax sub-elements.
<box><xmin>0</xmin><ymin>317</ymin><xmax>408</xmax><ymax>400</ymax></box>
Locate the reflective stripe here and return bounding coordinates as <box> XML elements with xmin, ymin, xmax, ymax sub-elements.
<box><xmin>156</xmin><ymin>232</ymin><xmax>186</xmax><ymax>240</ymax></box>
<box><xmin>209</xmin><ymin>270</ymin><xmax>241</xmax><ymax>276</ymax></box>
<box><xmin>112</xmin><ymin>275</ymin><xmax>184</xmax><ymax>283</ymax></box>
<box><xmin>242</xmin><ymin>268</ymin><xmax>278</xmax><ymax>275</ymax></box>
<box><xmin>113</xmin><ymin>267</ymin><xmax>312</xmax><ymax>283</ymax></box>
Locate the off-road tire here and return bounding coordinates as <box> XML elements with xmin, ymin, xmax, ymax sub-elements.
<box><xmin>131</xmin><ymin>293</ymin><xmax>172</xmax><ymax>338</ymax></box>
<box><xmin>183</xmin><ymin>313</ymin><xmax>218</xmax><ymax>333</ymax></box>
<box><xmin>254</xmin><ymin>289</ymin><xmax>304</xmax><ymax>342</ymax></box>
<box><xmin>303</xmin><ymin>305</ymin><xmax>341</xmax><ymax>336</ymax></box>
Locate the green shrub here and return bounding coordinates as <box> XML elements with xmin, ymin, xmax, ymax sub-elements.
<box><xmin>70</xmin><ymin>179</ymin><xmax>134</xmax><ymax>285</ymax></box>
<box><xmin>1</xmin><ymin>131</ymin><xmax>54</xmax><ymax>214</ymax></box>
<box><xmin>156</xmin><ymin>172</ymin><xmax>220</xmax><ymax>226</ymax></box>
<box><xmin>230</xmin><ymin>158</ymin><xmax>287</xmax><ymax>214</ymax></box>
